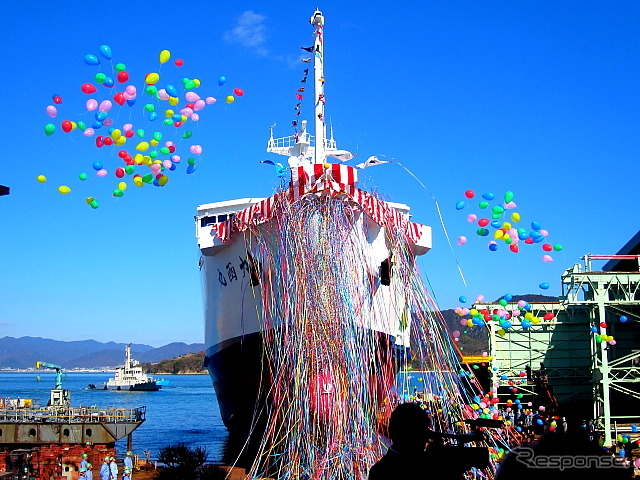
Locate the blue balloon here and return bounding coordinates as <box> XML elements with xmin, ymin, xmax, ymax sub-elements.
<box><xmin>217</xmin><ymin>75</ymin><xmax>227</xmax><ymax>86</ymax></box>
<box><xmin>539</xmin><ymin>282</ymin><xmax>550</xmax><ymax>290</ymax></box>
<box><xmin>504</xmin><ymin>294</ymin><xmax>513</xmax><ymax>301</ymax></box>
<box><xmin>531</xmin><ymin>221</ymin><xmax>541</xmax><ymax>230</ymax></box>
<box><xmin>477</xmin><ymin>228</ymin><xmax>489</xmax><ymax>237</ymax></box>
<box><xmin>590</xmin><ymin>326</ymin><xmax>598</xmax><ymax>333</ymax></box>
<box><xmin>186</xmin><ymin>164</ymin><xmax>196</xmax><ymax>174</ymax></box>
<box><xmin>456</xmin><ymin>201</ymin><xmax>465</xmax><ymax>210</ymax></box>
<box><xmin>91</xmin><ymin>121</ymin><xmax>103</xmax><ymax>129</ymax></box>
<box><xmin>103</xmin><ymin>77</ymin><xmax>114</xmax><ymax>87</ymax></box>
<box><xmin>149</xmin><ymin>112</ymin><xmax>158</xmax><ymax>121</ymax></box>
<box><xmin>84</xmin><ymin>54</ymin><xmax>100</xmax><ymax>66</ymax></box>
<box><xmin>169</xmin><ymin>163</ymin><xmax>177</xmax><ymax>171</ymax></box>
<box><xmin>482</xmin><ymin>192</ymin><xmax>495</xmax><ymax>200</ymax></box>
<box><xmin>153</xmin><ymin>179</ymin><xmax>160</xmax><ymax>186</ymax></box>
<box><xmin>489</xmin><ymin>243</ymin><xmax>498</xmax><ymax>251</ymax></box>
<box><xmin>165</xmin><ymin>85</ymin><xmax>179</xmax><ymax>97</ymax></box>
<box><xmin>99</xmin><ymin>45</ymin><xmax>112</xmax><ymax>60</ymax></box>
<box><xmin>95</xmin><ymin>112</ymin><xmax>107</xmax><ymax>121</ymax></box>
<box><xmin>490</xmin><ymin>220</ymin><xmax>501</xmax><ymax>228</ymax></box>
<box><xmin>536</xmin><ymin>418</ymin><xmax>544</xmax><ymax>425</ymax></box>
<box><xmin>126</xmin><ymin>98</ymin><xmax>136</xmax><ymax>107</ymax></box>
<box><xmin>620</xmin><ymin>315</ymin><xmax>628</xmax><ymax>323</ymax></box>
<box><xmin>172</xmin><ymin>113</ymin><xmax>182</xmax><ymax>122</ymax></box>
<box><xmin>459</xmin><ymin>296</ymin><xmax>467</xmax><ymax>304</ymax></box>
<box><xmin>92</xmin><ymin>161</ymin><xmax>103</xmax><ymax>171</ymax></box>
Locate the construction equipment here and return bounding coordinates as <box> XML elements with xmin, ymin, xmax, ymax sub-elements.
<box><xmin>35</xmin><ymin>362</ymin><xmax>64</xmax><ymax>389</ymax></box>
<box><xmin>35</xmin><ymin>362</ymin><xmax>69</xmax><ymax>406</ymax></box>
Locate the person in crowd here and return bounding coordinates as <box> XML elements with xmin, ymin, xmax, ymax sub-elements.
<box><xmin>79</xmin><ymin>468</ymin><xmax>87</xmax><ymax>480</ymax></box>
<box><xmin>85</xmin><ymin>463</ymin><xmax>93</xmax><ymax>480</ymax></box>
<box><xmin>100</xmin><ymin>457</ymin><xmax>110</xmax><ymax>480</ymax></box>
<box><xmin>123</xmin><ymin>451</ymin><xmax>133</xmax><ymax>479</ymax></box>
<box><xmin>80</xmin><ymin>454</ymin><xmax>89</xmax><ymax>470</ymax></box>
<box><xmin>109</xmin><ymin>457</ymin><xmax>119</xmax><ymax>480</ymax></box>
<box><xmin>122</xmin><ymin>468</ymin><xmax>131</xmax><ymax>480</ymax></box>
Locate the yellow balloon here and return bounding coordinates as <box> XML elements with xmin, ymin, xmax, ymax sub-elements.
<box><xmin>193</xmin><ymin>79</ymin><xmax>201</xmax><ymax>87</ymax></box>
<box><xmin>70</xmin><ymin>121</ymin><xmax>77</xmax><ymax>131</ymax></box>
<box><xmin>466</xmin><ymin>319</ymin><xmax>473</xmax><ymax>327</ymax></box>
<box><xmin>136</xmin><ymin>141</ymin><xmax>150</xmax><ymax>151</ymax></box>
<box><xmin>501</xmin><ymin>222</ymin><xmax>512</xmax><ymax>230</ymax></box>
<box><xmin>118</xmin><ymin>182</ymin><xmax>127</xmax><ymax>191</ymax></box>
<box><xmin>36</xmin><ymin>175</ymin><xmax>47</xmax><ymax>183</ymax></box>
<box><xmin>145</xmin><ymin>72</ymin><xmax>160</xmax><ymax>85</ymax></box>
<box><xmin>86</xmin><ymin>197</ymin><xmax>95</xmax><ymax>205</ymax></box>
<box><xmin>150</xmin><ymin>139</ymin><xmax>159</xmax><ymax>147</ymax></box>
<box><xmin>323</xmin><ymin>162</ymin><xmax>330</xmax><ymax>169</ymax></box>
<box><xmin>226</xmin><ymin>95</ymin><xmax>235</xmax><ymax>104</ymax></box>
<box><xmin>168</xmin><ymin>96</ymin><xmax>179</xmax><ymax>106</ymax></box>
<box><xmin>180</xmin><ymin>115</ymin><xmax>187</xmax><ymax>123</ymax></box>
<box><xmin>165</xmin><ymin>109</ymin><xmax>174</xmax><ymax>119</ymax></box>
<box><xmin>159</xmin><ymin>49</ymin><xmax>171</xmax><ymax>64</ymax></box>
<box><xmin>143</xmin><ymin>156</ymin><xmax>152</xmax><ymax>165</ymax></box>
<box><xmin>111</xmin><ymin>129</ymin><xmax>121</xmax><ymax>140</ymax></box>
<box><xmin>115</xmin><ymin>137</ymin><xmax>126</xmax><ymax>146</ymax></box>
<box><xmin>133</xmin><ymin>177</ymin><xmax>143</xmax><ymax>187</ymax></box>
<box><xmin>58</xmin><ymin>185</ymin><xmax>71</xmax><ymax>194</ymax></box>
<box><xmin>494</xmin><ymin>230</ymin><xmax>504</xmax><ymax>240</ymax></box>
<box><xmin>134</xmin><ymin>154</ymin><xmax>144</xmax><ymax>165</ymax></box>
<box><xmin>511</xmin><ymin>212</ymin><xmax>521</xmax><ymax>223</ymax></box>
<box><xmin>158</xmin><ymin>175</ymin><xmax>169</xmax><ymax>186</ymax></box>
<box><xmin>470</xmin><ymin>308</ymin><xmax>478</xmax><ymax>316</ymax></box>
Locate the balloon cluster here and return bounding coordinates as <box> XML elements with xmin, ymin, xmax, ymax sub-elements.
<box><xmin>39</xmin><ymin>46</ymin><xmax>244</xmax><ymax>208</ymax></box>
<box><xmin>453</xmin><ymin>293</ymin><xmax>556</xmax><ymax>337</ymax></box>
<box><xmin>455</xmin><ymin>190</ymin><xmax>563</xmax><ymax>263</ymax></box>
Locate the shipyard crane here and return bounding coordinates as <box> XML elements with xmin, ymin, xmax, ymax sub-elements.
<box><xmin>35</xmin><ymin>361</ymin><xmax>71</xmax><ymax>405</ymax></box>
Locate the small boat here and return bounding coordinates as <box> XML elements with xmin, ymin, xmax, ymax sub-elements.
<box><xmin>99</xmin><ymin>344</ymin><xmax>161</xmax><ymax>391</ymax></box>
<box><xmin>156</xmin><ymin>378</ymin><xmax>171</xmax><ymax>387</ymax></box>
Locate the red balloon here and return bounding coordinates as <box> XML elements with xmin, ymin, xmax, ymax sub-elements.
<box><xmin>509</xmin><ymin>244</ymin><xmax>519</xmax><ymax>253</ymax></box>
<box><xmin>173</xmin><ymin>121</ymin><xmax>182</xmax><ymax>127</ymax></box>
<box><xmin>542</xmin><ymin>243</ymin><xmax>553</xmax><ymax>252</ymax></box>
<box><xmin>61</xmin><ymin>120</ymin><xmax>72</xmax><ymax>133</ymax></box>
<box><xmin>103</xmin><ymin>137</ymin><xmax>113</xmax><ymax>146</ymax></box>
<box><xmin>118</xmin><ymin>150</ymin><xmax>127</xmax><ymax>158</ymax></box>
<box><xmin>125</xmin><ymin>130</ymin><xmax>134</xmax><ymax>138</ymax></box>
<box><xmin>117</xmin><ymin>71</ymin><xmax>129</xmax><ymax>83</ymax></box>
<box><xmin>81</xmin><ymin>83</ymin><xmax>97</xmax><ymax>94</ymax></box>
<box><xmin>168</xmin><ymin>146</ymin><xmax>176</xmax><ymax>153</ymax></box>
<box><xmin>524</xmin><ymin>238</ymin><xmax>534</xmax><ymax>244</ymax></box>
<box><xmin>113</xmin><ymin>92</ymin><xmax>126</xmax><ymax>106</ymax></box>
<box><xmin>464</xmin><ymin>189</ymin><xmax>475</xmax><ymax>199</ymax></box>
<box><xmin>233</xmin><ymin>88</ymin><xmax>244</xmax><ymax>97</ymax></box>
<box><xmin>477</xmin><ymin>218</ymin><xmax>490</xmax><ymax>227</ymax></box>
<box><xmin>175</xmin><ymin>59</ymin><xmax>184</xmax><ymax>67</ymax></box>
<box><xmin>95</xmin><ymin>136</ymin><xmax>104</xmax><ymax>148</ymax></box>
<box><xmin>52</xmin><ymin>95</ymin><xmax>63</xmax><ymax>104</ymax></box>
<box><xmin>115</xmin><ymin>168</ymin><xmax>125</xmax><ymax>178</ymax></box>
<box><xmin>543</xmin><ymin>312</ymin><xmax>555</xmax><ymax>320</ymax></box>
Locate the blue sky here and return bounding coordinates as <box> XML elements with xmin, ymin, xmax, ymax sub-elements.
<box><xmin>1</xmin><ymin>1</ymin><xmax>638</xmax><ymax>347</ymax></box>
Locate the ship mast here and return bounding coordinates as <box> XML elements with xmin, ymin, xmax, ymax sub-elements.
<box><xmin>310</xmin><ymin>9</ymin><xmax>325</xmax><ymax>164</ymax></box>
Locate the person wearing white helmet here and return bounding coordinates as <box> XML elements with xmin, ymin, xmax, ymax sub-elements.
<box><xmin>100</xmin><ymin>457</ymin><xmax>110</xmax><ymax>480</ymax></box>
<box><xmin>109</xmin><ymin>457</ymin><xmax>118</xmax><ymax>480</ymax></box>
<box><xmin>123</xmin><ymin>452</ymin><xmax>133</xmax><ymax>480</ymax></box>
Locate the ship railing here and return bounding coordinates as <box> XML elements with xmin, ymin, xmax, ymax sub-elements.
<box><xmin>0</xmin><ymin>405</ymin><xmax>146</xmax><ymax>423</ymax></box>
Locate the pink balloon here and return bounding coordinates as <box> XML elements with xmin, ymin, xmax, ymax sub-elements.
<box><xmin>150</xmin><ymin>164</ymin><xmax>161</xmax><ymax>174</ymax></box>
<box><xmin>454</xmin><ymin>306</ymin><xmax>461</xmax><ymax>314</ymax></box>
<box><xmin>86</xmin><ymin>99</ymin><xmax>98</xmax><ymax>111</ymax></box>
<box><xmin>171</xmin><ymin>155</ymin><xmax>181</xmax><ymax>163</ymax></box>
<box><xmin>122</xmin><ymin>123</ymin><xmax>133</xmax><ymax>131</ymax></box>
<box><xmin>46</xmin><ymin>105</ymin><xmax>57</xmax><ymax>117</ymax></box>
<box><xmin>162</xmin><ymin>160</ymin><xmax>172</xmax><ymax>169</ymax></box>
<box><xmin>517</xmin><ymin>300</ymin><xmax>527</xmax><ymax>307</ymax></box>
<box><xmin>83</xmin><ymin>128</ymin><xmax>95</xmax><ymax>137</ymax></box>
<box><xmin>460</xmin><ymin>319</ymin><xmax>467</xmax><ymax>326</ymax></box>
<box><xmin>125</xmin><ymin>85</ymin><xmax>137</xmax><ymax>95</ymax></box>
<box><xmin>457</xmin><ymin>236</ymin><xmax>467</xmax><ymax>246</ymax></box>
<box><xmin>157</xmin><ymin>89</ymin><xmax>169</xmax><ymax>100</ymax></box>
<box><xmin>190</xmin><ymin>145</ymin><xmax>202</xmax><ymax>154</ymax></box>
<box><xmin>542</xmin><ymin>254</ymin><xmax>553</xmax><ymax>263</ymax></box>
<box><xmin>193</xmin><ymin>100</ymin><xmax>205</xmax><ymax>111</ymax></box>
<box><xmin>191</xmin><ymin>113</ymin><xmax>200</xmax><ymax>122</ymax></box>
<box><xmin>99</xmin><ymin>100</ymin><xmax>112</xmax><ymax>112</ymax></box>
<box><xmin>453</xmin><ymin>330</ymin><xmax>460</xmax><ymax>337</ymax></box>
<box><xmin>475</xmin><ymin>295</ymin><xmax>485</xmax><ymax>303</ymax></box>
<box><xmin>96</xmin><ymin>169</ymin><xmax>108</xmax><ymax>177</ymax></box>
<box><xmin>540</xmin><ymin>229</ymin><xmax>549</xmax><ymax>237</ymax></box>
<box><xmin>205</xmin><ymin>96</ymin><xmax>216</xmax><ymax>105</ymax></box>
<box><xmin>180</xmin><ymin>108</ymin><xmax>194</xmax><ymax>117</ymax></box>
<box><xmin>123</xmin><ymin>92</ymin><xmax>135</xmax><ymax>100</ymax></box>
<box><xmin>466</xmin><ymin>214</ymin><xmax>477</xmax><ymax>223</ymax></box>
<box><xmin>103</xmin><ymin>118</ymin><xmax>113</xmax><ymax>127</ymax></box>
<box><xmin>165</xmin><ymin>141</ymin><xmax>174</xmax><ymax>147</ymax></box>
<box><xmin>504</xmin><ymin>201</ymin><xmax>517</xmax><ymax>209</ymax></box>
<box><xmin>185</xmin><ymin>92</ymin><xmax>200</xmax><ymax>102</ymax></box>
<box><xmin>461</xmin><ymin>308</ymin><xmax>469</xmax><ymax>316</ymax></box>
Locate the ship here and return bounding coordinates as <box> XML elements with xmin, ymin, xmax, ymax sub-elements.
<box><xmin>93</xmin><ymin>345</ymin><xmax>161</xmax><ymax>391</ymax></box>
<box><xmin>195</xmin><ymin>10</ymin><xmax>481</xmax><ymax>479</ymax></box>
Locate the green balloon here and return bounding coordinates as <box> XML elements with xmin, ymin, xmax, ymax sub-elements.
<box><xmin>159</xmin><ymin>147</ymin><xmax>170</xmax><ymax>155</ymax></box>
<box><xmin>153</xmin><ymin>132</ymin><xmax>163</xmax><ymax>141</ymax></box>
<box><xmin>184</xmin><ymin>80</ymin><xmax>196</xmax><ymax>89</ymax></box>
<box><xmin>492</xmin><ymin>205</ymin><xmax>504</xmax><ymax>215</ymax></box>
<box><xmin>44</xmin><ymin>123</ymin><xmax>55</xmax><ymax>136</ymax></box>
<box><xmin>79</xmin><ymin>173</ymin><xmax>87</xmax><ymax>181</ymax></box>
<box><xmin>125</xmin><ymin>165</ymin><xmax>135</xmax><ymax>174</ymax></box>
<box><xmin>144</xmin><ymin>104</ymin><xmax>155</xmax><ymax>113</ymax></box>
<box><xmin>163</xmin><ymin>118</ymin><xmax>173</xmax><ymax>126</ymax></box>
<box><xmin>114</xmin><ymin>63</ymin><xmax>127</xmax><ymax>72</ymax></box>
<box><xmin>504</xmin><ymin>191</ymin><xmax>514</xmax><ymax>203</ymax></box>
<box><xmin>499</xmin><ymin>299</ymin><xmax>508</xmax><ymax>306</ymax></box>
<box><xmin>146</xmin><ymin>85</ymin><xmax>158</xmax><ymax>96</ymax></box>
<box><xmin>149</xmin><ymin>151</ymin><xmax>158</xmax><ymax>159</ymax></box>
<box><xmin>142</xmin><ymin>173</ymin><xmax>153</xmax><ymax>183</ymax></box>
<box><xmin>77</xmin><ymin>121</ymin><xmax>86</xmax><ymax>131</ymax></box>
<box><xmin>90</xmin><ymin>199</ymin><xmax>99</xmax><ymax>209</ymax></box>
<box><xmin>491</xmin><ymin>213</ymin><xmax>502</xmax><ymax>219</ymax></box>
<box><xmin>553</xmin><ymin>244</ymin><xmax>563</xmax><ymax>251</ymax></box>
<box><xmin>136</xmin><ymin>129</ymin><xmax>145</xmax><ymax>138</ymax></box>
<box><xmin>112</xmin><ymin>189</ymin><xmax>124</xmax><ymax>197</ymax></box>
<box><xmin>182</xmin><ymin>131</ymin><xmax>193</xmax><ymax>139</ymax></box>
<box><xmin>479</xmin><ymin>201</ymin><xmax>489</xmax><ymax>209</ymax></box>
<box><xmin>95</xmin><ymin>73</ymin><xmax>107</xmax><ymax>84</ymax></box>
<box><xmin>187</xmin><ymin>157</ymin><xmax>196</xmax><ymax>166</ymax></box>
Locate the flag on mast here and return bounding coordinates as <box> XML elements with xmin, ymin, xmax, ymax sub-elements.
<box><xmin>355</xmin><ymin>156</ymin><xmax>391</xmax><ymax>169</ymax></box>
<box><xmin>326</xmin><ymin>150</ymin><xmax>355</xmax><ymax>162</ymax></box>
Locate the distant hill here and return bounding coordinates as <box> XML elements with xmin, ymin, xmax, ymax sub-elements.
<box><xmin>0</xmin><ymin>337</ymin><xmax>204</xmax><ymax>369</ymax></box>
<box><xmin>141</xmin><ymin>352</ymin><xmax>207</xmax><ymax>374</ymax></box>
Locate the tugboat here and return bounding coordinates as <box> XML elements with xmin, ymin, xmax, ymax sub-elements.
<box><xmin>98</xmin><ymin>345</ymin><xmax>161</xmax><ymax>391</ymax></box>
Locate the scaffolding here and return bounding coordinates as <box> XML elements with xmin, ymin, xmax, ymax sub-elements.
<box><xmin>481</xmin><ymin>254</ymin><xmax>640</xmax><ymax>446</ymax></box>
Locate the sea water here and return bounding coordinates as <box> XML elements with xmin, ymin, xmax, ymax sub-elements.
<box><xmin>0</xmin><ymin>372</ymin><xmax>228</xmax><ymax>462</ymax></box>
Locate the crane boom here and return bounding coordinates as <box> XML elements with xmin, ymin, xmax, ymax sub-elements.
<box><xmin>35</xmin><ymin>361</ymin><xmax>64</xmax><ymax>389</ymax></box>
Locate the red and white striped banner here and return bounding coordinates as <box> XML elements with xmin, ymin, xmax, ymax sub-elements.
<box><xmin>291</xmin><ymin>164</ymin><xmax>357</xmax><ymax>199</ymax></box>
